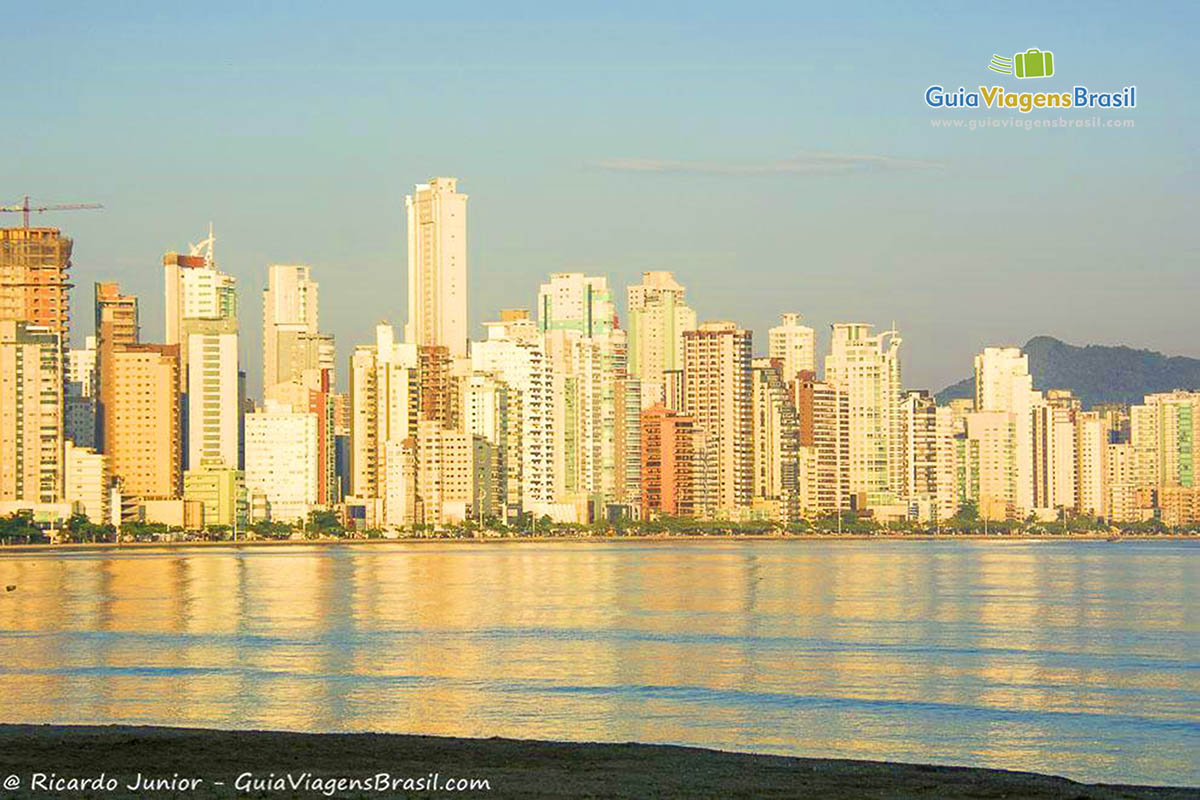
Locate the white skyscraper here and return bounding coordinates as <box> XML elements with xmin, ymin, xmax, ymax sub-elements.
<box><xmin>164</xmin><ymin>231</ymin><xmax>241</xmax><ymax>472</ymax></box>
<box><xmin>824</xmin><ymin>323</ymin><xmax>903</xmax><ymax>505</ymax></box>
<box><xmin>406</xmin><ymin>178</ymin><xmax>468</xmax><ymax>358</ymax></box>
<box><xmin>974</xmin><ymin>346</ymin><xmax>1042</xmax><ymax>516</ymax></box>
<box><xmin>768</xmin><ymin>313</ymin><xmax>816</xmax><ymax>384</ymax></box>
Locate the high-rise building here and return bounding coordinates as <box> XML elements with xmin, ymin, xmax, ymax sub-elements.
<box><xmin>544</xmin><ymin>325</ymin><xmax>635</xmax><ymax>512</ymax></box>
<box><xmin>104</xmin><ymin>344</ymin><xmax>181</xmax><ymax>504</ymax></box>
<box><xmin>262</xmin><ymin>264</ymin><xmax>333</xmax><ymax>403</ymax></box>
<box><xmin>65</xmin><ymin>335</ymin><xmax>97</xmax><ymax>448</ymax></box>
<box><xmin>163</xmin><ymin>235</ymin><xmax>240</xmax><ymax>471</ymax></box>
<box><xmin>0</xmin><ymin>227</ymin><xmax>72</xmax><ymax>343</ymax></box>
<box><xmin>164</xmin><ymin>237</ymin><xmax>236</xmax><ymax>385</ymax></box>
<box><xmin>974</xmin><ymin>346</ymin><xmax>1042</xmax><ymax>515</ymax></box>
<box><xmin>1075</xmin><ymin>411</ymin><xmax>1109</xmax><ymax>518</ymax></box>
<box><xmin>348</xmin><ymin>324</ymin><xmax>419</xmax><ymax>525</ymax></box>
<box><xmin>683</xmin><ymin>321</ymin><xmax>752</xmax><ymax>517</ymax></box>
<box><xmin>245</xmin><ymin>401</ymin><xmax>319</xmax><ymax>524</ymax></box>
<box><xmin>93</xmin><ymin>282</ymin><xmax>140</xmax><ymax>455</ymax></box>
<box><xmin>186</xmin><ymin>320</ymin><xmax>239</xmax><ymax>471</ymax></box>
<box><xmin>415</xmin><ymin>418</ymin><xmax>474</xmax><ymax>525</ymax></box>
<box><xmin>627</xmin><ymin>271</ymin><xmax>696</xmax><ymax>407</ymax></box>
<box><xmin>640</xmin><ymin>405</ymin><xmax>699</xmax><ymax>518</ymax></box>
<box><xmin>824</xmin><ymin>323</ymin><xmax>903</xmax><ymax>506</ymax></box>
<box><xmin>768</xmin><ymin>313</ymin><xmax>816</xmax><ymax>386</ymax></box>
<box><xmin>960</xmin><ymin>411</ymin><xmax>1015</xmax><ymax>520</ymax></box>
<box><xmin>899</xmin><ymin>390</ymin><xmax>956</xmax><ymax>523</ymax></box>
<box><xmin>1131</xmin><ymin>391</ymin><xmax>1200</xmax><ymax>490</ymax></box>
<box><xmin>406</xmin><ymin>178</ymin><xmax>468</xmax><ymax>358</ymax></box>
<box><xmin>460</xmin><ymin>372</ymin><xmax>511</xmax><ymax>515</ymax></box>
<box><xmin>794</xmin><ymin>370</ymin><xmax>849</xmax><ymax>517</ymax></box>
<box><xmin>0</xmin><ymin>320</ymin><xmax>63</xmax><ymax>503</ymax></box>
<box><xmin>1105</xmin><ymin>442</ymin><xmax>1142</xmax><ymax>524</ymax></box>
<box><xmin>537</xmin><ymin>273</ymin><xmax>615</xmax><ymax>337</ymax></box>
<box><xmin>1032</xmin><ymin>400</ymin><xmax>1077</xmax><ymax>514</ymax></box>
<box><xmin>750</xmin><ymin>357</ymin><xmax>799</xmax><ymax>522</ymax></box>
<box><xmin>472</xmin><ymin>314</ymin><xmax>555</xmax><ymax>511</ymax></box>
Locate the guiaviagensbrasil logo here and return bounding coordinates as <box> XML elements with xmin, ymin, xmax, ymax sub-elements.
<box><xmin>989</xmin><ymin>48</ymin><xmax>1053</xmax><ymax>79</ymax></box>
<box><xmin>925</xmin><ymin>48</ymin><xmax>1136</xmax><ymax>114</ymax></box>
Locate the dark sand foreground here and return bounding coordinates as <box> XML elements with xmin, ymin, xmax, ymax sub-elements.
<box><xmin>0</xmin><ymin>725</ymin><xmax>1194</xmax><ymax>799</ymax></box>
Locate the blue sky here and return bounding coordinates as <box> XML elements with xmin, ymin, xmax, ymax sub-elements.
<box><xmin>6</xmin><ymin>2</ymin><xmax>1196</xmax><ymax>394</ymax></box>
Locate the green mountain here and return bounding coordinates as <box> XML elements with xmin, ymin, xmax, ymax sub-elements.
<box><xmin>935</xmin><ymin>336</ymin><xmax>1200</xmax><ymax>409</ymax></box>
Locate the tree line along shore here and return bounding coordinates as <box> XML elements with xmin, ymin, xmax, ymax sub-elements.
<box><xmin>1</xmin><ymin>506</ymin><xmax>1194</xmax><ymax>548</ymax></box>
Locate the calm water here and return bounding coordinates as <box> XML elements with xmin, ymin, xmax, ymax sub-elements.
<box><xmin>0</xmin><ymin>540</ymin><xmax>1196</xmax><ymax>786</ymax></box>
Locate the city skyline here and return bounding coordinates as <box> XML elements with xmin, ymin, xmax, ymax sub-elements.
<box><xmin>7</xmin><ymin>179</ymin><xmax>1196</xmax><ymax>533</ymax></box>
<box><xmin>5</xmin><ymin>4</ymin><xmax>1196</xmax><ymax>397</ymax></box>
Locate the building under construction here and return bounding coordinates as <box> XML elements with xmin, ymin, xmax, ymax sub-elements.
<box><xmin>0</xmin><ymin>227</ymin><xmax>73</xmax><ymax>342</ymax></box>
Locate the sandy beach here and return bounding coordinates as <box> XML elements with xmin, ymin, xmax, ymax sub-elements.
<box><xmin>0</xmin><ymin>725</ymin><xmax>1193</xmax><ymax>799</ymax></box>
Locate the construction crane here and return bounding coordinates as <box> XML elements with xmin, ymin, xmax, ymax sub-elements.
<box><xmin>0</xmin><ymin>195</ymin><xmax>103</xmax><ymax>228</ymax></box>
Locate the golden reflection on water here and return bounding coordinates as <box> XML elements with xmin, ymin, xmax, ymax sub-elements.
<box><xmin>0</xmin><ymin>540</ymin><xmax>1195</xmax><ymax>786</ymax></box>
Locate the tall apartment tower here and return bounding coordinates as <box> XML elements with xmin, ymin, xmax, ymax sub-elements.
<box><xmin>263</xmin><ymin>264</ymin><xmax>332</xmax><ymax>402</ymax></box>
<box><xmin>627</xmin><ymin>271</ymin><xmax>696</xmax><ymax>407</ymax></box>
<box><xmin>768</xmin><ymin>313</ymin><xmax>817</xmax><ymax>386</ymax></box>
<box><xmin>109</xmin><ymin>345</ymin><xmax>182</xmax><ymax>502</ymax></box>
<box><xmin>65</xmin><ymin>335</ymin><xmax>98</xmax><ymax>448</ymax></box>
<box><xmin>94</xmin><ymin>282</ymin><xmax>140</xmax><ymax>453</ymax></box>
<box><xmin>94</xmin><ymin>282</ymin><xmax>180</xmax><ymax>504</ymax></box>
<box><xmin>794</xmin><ymin>370</ymin><xmax>849</xmax><ymax>517</ymax></box>
<box><xmin>245</xmin><ymin>401</ymin><xmax>320</xmax><ymax>524</ymax></box>
<box><xmin>824</xmin><ymin>323</ymin><xmax>903</xmax><ymax>506</ymax></box>
<box><xmin>974</xmin><ymin>346</ymin><xmax>1042</xmax><ymax>515</ymax></box>
<box><xmin>1131</xmin><ymin>391</ymin><xmax>1200</xmax><ymax>489</ymax></box>
<box><xmin>751</xmin><ymin>358</ymin><xmax>800</xmax><ymax>523</ymax></box>
<box><xmin>899</xmin><ymin>390</ymin><xmax>956</xmax><ymax>523</ymax></box>
<box><xmin>0</xmin><ymin>320</ymin><xmax>63</xmax><ymax>503</ymax></box>
<box><xmin>640</xmin><ymin>404</ymin><xmax>699</xmax><ymax>519</ymax></box>
<box><xmin>0</xmin><ymin>227</ymin><xmax>72</xmax><ymax>346</ymax></box>
<box><xmin>683</xmin><ymin>321</ymin><xmax>752</xmax><ymax>517</ymax></box>
<box><xmin>348</xmin><ymin>324</ymin><xmax>420</xmax><ymax>526</ymax></box>
<box><xmin>164</xmin><ymin>234</ymin><xmax>239</xmax><ymax>471</ymax></box>
<box><xmin>472</xmin><ymin>314</ymin><xmax>556</xmax><ymax>511</ymax></box>
<box><xmin>406</xmin><ymin>178</ymin><xmax>468</xmax><ymax>358</ymax></box>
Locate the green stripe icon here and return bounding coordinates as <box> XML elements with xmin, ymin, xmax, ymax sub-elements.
<box><xmin>989</xmin><ymin>54</ymin><xmax>1014</xmax><ymax>74</ymax></box>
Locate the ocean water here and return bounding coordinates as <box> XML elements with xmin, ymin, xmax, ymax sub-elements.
<box><xmin>0</xmin><ymin>539</ymin><xmax>1195</xmax><ymax>786</ymax></box>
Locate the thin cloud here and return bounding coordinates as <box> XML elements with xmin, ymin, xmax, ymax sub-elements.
<box><xmin>597</xmin><ymin>153</ymin><xmax>944</xmax><ymax>175</ymax></box>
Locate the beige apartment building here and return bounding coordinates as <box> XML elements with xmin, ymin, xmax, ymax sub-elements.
<box><xmin>683</xmin><ymin>321</ymin><xmax>752</xmax><ymax>517</ymax></box>
<box><xmin>105</xmin><ymin>343</ymin><xmax>181</xmax><ymax>501</ymax></box>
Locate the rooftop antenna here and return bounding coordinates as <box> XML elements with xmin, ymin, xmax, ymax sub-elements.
<box><xmin>188</xmin><ymin>222</ymin><xmax>216</xmax><ymax>267</ymax></box>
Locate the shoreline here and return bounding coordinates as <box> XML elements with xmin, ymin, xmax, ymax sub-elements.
<box><xmin>0</xmin><ymin>724</ymin><xmax>1191</xmax><ymax>799</ymax></box>
<box><xmin>0</xmin><ymin>531</ymin><xmax>1195</xmax><ymax>553</ymax></box>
